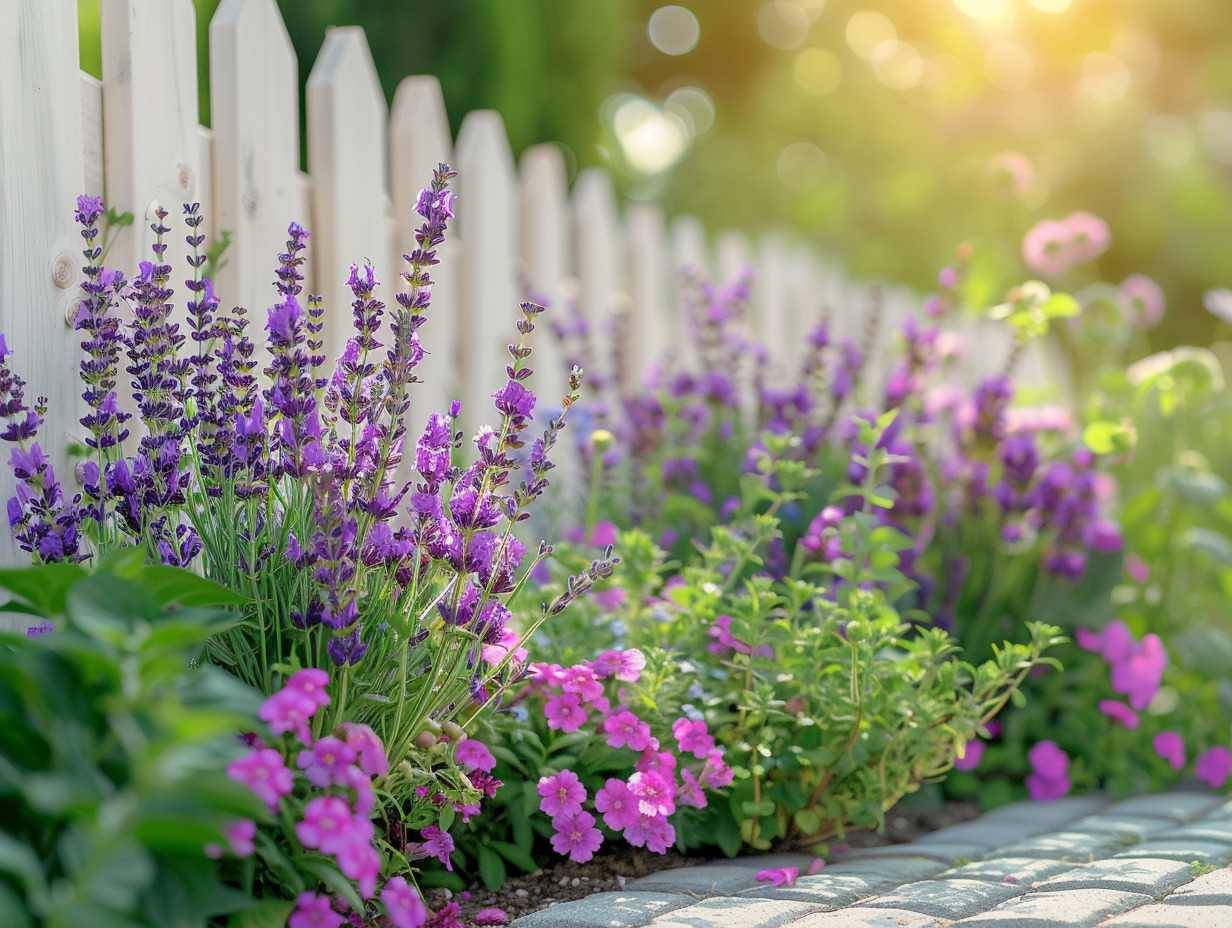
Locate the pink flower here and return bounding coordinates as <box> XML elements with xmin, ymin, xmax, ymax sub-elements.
<box><xmin>672</xmin><ymin>718</ymin><xmax>716</xmax><ymax>758</ymax></box>
<box><xmin>592</xmin><ymin>587</ymin><xmax>626</xmax><ymax>612</ymax></box>
<box><xmin>1110</xmin><ymin>634</ymin><xmax>1167</xmax><ymax>710</ymax></box>
<box><xmin>1083</xmin><ymin>519</ymin><xmax>1123</xmax><ymax>555</ymax></box>
<box><xmin>755</xmin><ymin>867</ymin><xmax>799</xmax><ymax>887</ymax></box>
<box><xmin>560</xmin><ymin>665</ymin><xmax>604</xmax><ymax>702</ymax></box>
<box><xmin>455</xmin><ymin>739</ymin><xmax>497</xmax><ymax>772</ymax></box>
<box><xmin>289</xmin><ymin>892</ymin><xmax>344</xmax><ymax>928</ymax></box>
<box><xmin>475</xmin><ymin>909</ymin><xmax>508</xmax><ymax>926</ymax></box>
<box><xmin>1098</xmin><ymin>700</ymin><xmax>1140</xmax><ymax>730</ymax></box>
<box><xmin>415</xmin><ymin>825</ymin><xmax>455</xmax><ymax>870</ymax></box>
<box><xmin>611</xmin><ymin>648</ymin><xmax>647</xmax><ymax>682</ymax></box>
<box><xmin>588</xmin><ymin>521</ymin><xmax>618</xmax><ymax>547</ymax></box>
<box><xmin>595</xmin><ymin>778</ymin><xmax>639</xmax><ymax>830</ymax></box>
<box><xmin>296</xmin><ymin>796</ymin><xmax>362</xmax><ymax>856</ymax></box>
<box><xmin>604</xmin><ymin>711</ymin><xmax>653</xmax><ymax>751</ymax></box>
<box><xmin>382</xmin><ymin>876</ymin><xmax>428</xmax><ymax>928</ymax></box>
<box><xmin>297</xmin><ymin>736</ymin><xmax>357</xmax><ymax>788</ymax></box>
<box><xmin>701</xmin><ymin>751</ymin><xmax>735</xmax><ymax>788</ymax></box>
<box><xmin>223</xmin><ymin>818</ymin><xmax>256</xmax><ymax>856</ymax></box>
<box><xmin>707</xmin><ymin>614</ymin><xmax>773</xmax><ymax>659</ymax></box>
<box><xmin>342</xmin><ymin>763</ymin><xmax>376</xmax><ymax>815</ymax></box>
<box><xmin>482</xmin><ymin>626</ymin><xmax>528</xmax><ymax>666</ymax></box>
<box><xmin>338</xmin><ymin>837</ymin><xmax>381</xmax><ymax>897</ymax></box>
<box><xmin>549</xmin><ymin>810</ymin><xmax>603</xmax><ymax>862</ymax></box>
<box><xmin>808</xmin><ymin>857</ymin><xmax>825</xmax><ymax>875</ymax></box>
<box><xmin>629</xmin><ymin>769</ymin><xmax>675</xmax><ymax>818</ymax></box>
<box><xmin>287</xmin><ymin>667</ymin><xmax>331</xmax><ymax>707</ymax></box>
<box><xmin>636</xmin><ymin>745</ymin><xmax>677</xmax><ymax>777</ymax></box>
<box><xmin>1153</xmin><ymin>732</ymin><xmax>1186</xmax><ymax>771</ymax></box>
<box><xmin>227</xmin><ymin>748</ymin><xmax>293</xmax><ymax>811</ymax></box>
<box><xmin>1022</xmin><ymin>218</ymin><xmax>1073</xmax><ymax>277</ymax></box>
<box><xmin>1120</xmin><ymin>274</ymin><xmax>1165</xmax><ymax>329</ymax></box>
<box><xmin>1065</xmin><ymin>211</ymin><xmax>1111</xmax><ymax>264</ymax></box>
<box><xmin>337</xmin><ymin>723</ymin><xmax>389</xmax><ymax>777</ymax></box>
<box><xmin>538</xmin><ymin>770</ymin><xmax>586</xmax><ymax>818</ymax></box>
<box><xmin>625</xmin><ymin>813</ymin><xmax>676</xmax><ymax>853</ymax></box>
<box><xmin>1025</xmin><ymin>741</ymin><xmax>1071</xmax><ymax>802</ymax></box>
<box><xmin>258</xmin><ymin>687</ymin><xmax>317</xmax><ymax>745</ymax></box>
<box><xmin>954</xmin><ymin>739</ymin><xmax>985</xmax><ymax>772</ymax></box>
<box><xmin>1125</xmin><ymin>554</ymin><xmax>1150</xmax><ymax>585</ymax></box>
<box><xmin>1196</xmin><ymin>747</ymin><xmax>1232</xmax><ymax>788</ymax></box>
<box><xmin>543</xmin><ymin>693</ymin><xmax>588</xmax><ymax>732</ymax></box>
<box><xmin>677</xmin><ymin>769</ymin><xmax>707</xmax><ymax>809</ymax></box>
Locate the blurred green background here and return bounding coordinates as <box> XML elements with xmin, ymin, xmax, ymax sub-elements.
<box><xmin>79</xmin><ymin>0</ymin><xmax>1232</xmax><ymax>350</ymax></box>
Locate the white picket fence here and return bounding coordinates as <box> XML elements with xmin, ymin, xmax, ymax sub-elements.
<box><xmin>0</xmin><ymin>0</ymin><xmax>1042</xmax><ymax>571</ymax></box>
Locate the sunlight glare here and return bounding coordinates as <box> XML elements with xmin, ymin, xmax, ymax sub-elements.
<box><xmin>846</xmin><ymin>11</ymin><xmax>896</xmax><ymax>60</ymax></box>
<box><xmin>613</xmin><ymin>97</ymin><xmax>691</xmax><ymax>174</ymax></box>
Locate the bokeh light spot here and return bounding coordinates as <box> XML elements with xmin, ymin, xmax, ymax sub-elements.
<box><xmin>666</xmin><ymin>86</ymin><xmax>715</xmax><ymax>136</ymax></box>
<box><xmin>846</xmin><ymin>11</ymin><xmax>896</xmax><ymax>60</ymax></box>
<box><xmin>758</xmin><ymin>1</ymin><xmax>811</xmax><ymax>50</ymax></box>
<box><xmin>1026</xmin><ymin>0</ymin><xmax>1072</xmax><ymax>11</ymax></box>
<box><xmin>1200</xmin><ymin>110</ymin><xmax>1232</xmax><ymax>164</ymax></box>
<box><xmin>791</xmin><ymin>0</ymin><xmax>826</xmax><ymax>23</ymax></box>
<box><xmin>648</xmin><ymin>6</ymin><xmax>700</xmax><ymax>56</ymax></box>
<box><xmin>613</xmin><ymin>96</ymin><xmax>691</xmax><ymax>175</ymax></box>
<box><xmin>872</xmin><ymin>41</ymin><xmax>924</xmax><ymax>90</ymax></box>
<box><xmin>954</xmin><ymin>0</ymin><xmax>1008</xmax><ymax>21</ymax></box>
<box><xmin>1147</xmin><ymin>115</ymin><xmax>1195</xmax><ymax>168</ymax></box>
<box><xmin>778</xmin><ymin>142</ymin><xmax>828</xmax><ymax>192</ymax></box>
<box><xmin>1079</xmin><ymin>52</ymin><xmax>1130</xmax><ymax>103</ymax></box>
<box><xmin>984</xmin><ymin>41</ymin><xmax>1034</xmax><ymax>92</ymax></box>
<box><xmin>793</xmin><ymin>48</ymin><xmax>842</xmax><ymax>95</ymax></box>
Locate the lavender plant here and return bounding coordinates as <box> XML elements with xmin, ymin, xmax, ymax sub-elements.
<box><xmin>0</xmin><ymin>168</ymin><xmax>615</xmax><ymax>884</ymax></box>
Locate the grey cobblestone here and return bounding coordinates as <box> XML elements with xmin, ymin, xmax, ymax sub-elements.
<box><xmin>835</xmin><ymin>841</ymin><xmax>986</xmax><ymax>864</ymax></box>
<box><xmin>995</xmin><ymin>828</ymin><xmax>1138</xmax><ymax>861</ymax></box>
<box><xmin>1166</xmin><ymin>868</ymin><xmax>1232</xmax><ymax>906</ymax></box>
<box><xmin>631</xmin><ymin>863</ymin><xmax>788</xmax><ymax>896</ymax></box>
<box><xmin>976</xmin><ymin>794</ymin><xmax>1112</xmax><ymax>827</ymax></box>
<box><xmin>1102</xmin><ymin>793</ymin><xmax>1224</xmax><ymax>823</ymax></box>
<box><xmin>1068</xmin><ymin>813</ymin><xmax>1177</xmax><ymax>838</ymax></box>
<box><xmin>738</xmin><ymin>858</ymin><xmax>949</xmax><ymax>905</ymax></box>
<box><xmin>649</xmin><ymin>897</ymin><xmax>822</xmax><ymax>927</ymax></box>
<box><xmin>1033</xmin><ymin>857</ymin><xmax>1196</xmax><ymax>897</ymax></box>
<box><xmin>510</xmin><ymin>891</ymin><xmax>695</xmax><ymax>927</ymax></box>
<box><xmin>788</xmin><ymin>909</ymin><xmax>948</xmax><ymax>927</ymax></box>
<box><xmin>1154</xmin><ymin>823</ymin><xmax>1232</xmax><ymax>846</ymax></box>
<box><xmin>948</xmin><ymin>888</ymin><xmax>1155</xmax><ymax>925</ymax></box>
<box><xmin>1103</xmin><ymin>903</ymin><xmax>1232</xmax><ymax>927</ymax></box>
<box><xmin>850</xmin><ymin>876</ymin><xmax>1028</xmax><ymax>919</ymax></box>
<box><xmin>1114</xmin><ymin>840</ymin><xmax>1232</xmax><ymax>866</ymax></box>
<box><xmin>938</xmin><ymin>856</ymin><xmax>1081</xmax><ymax>885</ymax></box>
<box><xmin>909</xmin><ymin>820</ymin><xmax>1036</xmax><ymax>850</ymax></box>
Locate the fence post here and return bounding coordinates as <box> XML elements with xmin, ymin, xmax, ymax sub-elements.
<box><xmin>0</xmin><ymin>1</ymin><xmax>90</xmax><ymax>568</ymax></box>
<box><xmin>454</xmin><ymin>110</ymin><xmax>518</xmax><ymax>440</ymax></box>
<box><xmin>100</xmin><ymin>0</ymin><xmax>202</xmax><ymax>291</ymax></box>
<box><xmin>625</xmin><ymin>202</ymin><xmax>670</xmax><ymax>389</ymax></box>
<box><xmin>390</xmin><ymin>75</ymin><xmax>457</xmax><ymax>432</ymax></box>
<box><xmin>209</xmin><ymin>0</ymin><xmax>307</xmax><ymax>327</ymax></box>
<box><xmin>306</xmin><ymin>26</ymin><xmax>391</xmax><ymax>364</ymax></box>
<box><xmin>669</xmin><ymin>214</ymin><xmax>708</xmax><ymax>372</ymax></box>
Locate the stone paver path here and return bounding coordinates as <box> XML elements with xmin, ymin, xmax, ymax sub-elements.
<box><xmin>512</xmin><ymin>790</ymin><xmax>1232</xmax><ymax>928</ymax></box>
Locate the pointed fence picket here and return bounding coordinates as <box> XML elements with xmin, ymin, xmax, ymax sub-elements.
<box><xmin>0</xmin><ymin>0</ymin><xmax>1068</xmax><ymax>570</ymax></box>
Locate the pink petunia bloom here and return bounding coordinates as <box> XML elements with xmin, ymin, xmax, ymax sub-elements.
<box><xmin>1120</xmin><ymin>274</ymin><xmax>1165</xmax><ymax>329</ymax></box>
<box><xmin>297</xmin><ymin>736</ymin><xmax>358</xmax><ymax>788</ymax></box>
<box><xmin>1196</xmin><ymin>746</ymin><xmax>1232</xmax><ymax>788</ymax></box>
<box><xmin>286</xmin><ymin>667</ymin><xmax>332</xmax><ymax>707</ymax></box>
<box><xmin>549</xmin><ymin>811</ymin><xmax>604</xmax><ymax>862</ymax></box>
<box><xmin>1153</xmin><ymin>732</ymin><xmax>1186</xmax><ymax>771</ymax></box>
<box><xmin>611</xmin><ymin>648</ymin><xmax>647</xmax><ymax>682</ymax></box>
<box><xmin>672</xmin><ymin>718</ymin><xmax>716</xmax><ymax>759</ymax></box>
<box><xmin>560</xmin><ymin>665</ymin><xmax>604</xmax><ymax>703</ymax></box>
<box><xmin>382</xmin><ymin>876</ymin><xmax>428</xmax><ymax>928</ymax></box>
<box><xmin>342</xmin><ymin>764</ymin><xmax>376</xmax><ymax>816</ymax></box>
<box><xmin>677</xmin><ymin>768</ymin><xmax>707</xmax><ymax>809</ymax></box>
<box><xmin>808</xmin><ymin>857</ymin><xmax>825</xmax><ymax>875</ymax></box>
<box><xmin>1098</xmin><ymin>700</ymin><xmax>1140</xmax><ymax>730</ymax></box>
<box><xmin>707</xmin><ymin>614</ymin><xmax>774</xmax><ymax>659</ymax></box>
<box><xmin>636</xmin><ymin>745</ymin><xmax>678</xmax><ymax>777</ymax></box>
<box><xmin>604</xmin><ymin>711</ymin><xmax>653</xmax><ymax>751</ymax></box>
<box><xmin>475</xmin><ymin>908</ymin><xmax>508</xmax><ymax>926</ymax></box>
<box><xmin>626</xmin><ymin>813</ymin><xmax>676</xmax><ymax>854</ymax></box>
<box><xmin>482</xmin><ymin>626</ymin><xmax>528</xmax><ymax>666</ymax></box>
<box><xmin>336</xmin><ymin>722</ymin><xmax>389</xmax><ymax>777</ymax></box>
<box><xmin>592</xmin><ymin>587</ymin><xmax>627</xmax><ymax>612</ymax></box>
<box><xmin>1025</xmin><ymin>741</ymin><xmax>1071</xmax><ymax>802</ymax></box>
<box><xmin>296</xmin><ymin>796</ymin><xmax>362</xmax><ymax>856</ymax></box>
<box><xmin>337</xmin><ymin>836</ymin><xmax>381</xmax><ymax>897</ymax></box>
<box><xmin>954</xmin><ymin>739</ymin><xmax>985</xmax><ymax>772</ymax></box>
<box><xmin>588</xmin><ymin>521</ymin><xmax>618</xmax><ymax>547</ymax></box>
<box><xmin>1125</xmin><ymin>554</ymin><xmax>1150</xmax><ymax>585</ymax></box>
<box><xmin>701</xmin><ymin>751</ymin><xmax>735</xmax><ymax>788</ymax></box>
<box><xmin>227</xmin><ymin>748</ymin><xmax>293</xmax><ymax>811</ymax></box>
<box><xmin>629</xmin><ymin>769</ymin><xmax>675</xmax><ymax>818</ymax></box>
<box><xmin>595</xmin><ymin>778</ymin><xmax>639</xmax><ymax>830</ymax></box>
<box><xmin>1022</xmin><ymin>218</ymin><xmax>1074</xmax><ymax>277</ymax></box>
<box><xmin>1110</xmin><ymin>634</ymin><xmax>1167</xmax><ymax>710</ymax></box>
<box><xmin>756</xmin><ymin>867</ymin><xmax>799</xmax><ymax>888</ymax></box>
<box><xmin>288</xmin><ymin>892</ymin><xmax>344</xmax><ymax>928</ymax></box>
<box><xmin>538</xmin><ymin>770</ymin><xmax>587</xmax><ymax>818</ymax></box>
<box><xmin>1065</xmin><ymin>211</ymin><xmax>1111</xmax><ymax>264</ymax></box>
<box><xmin>258</xmin><ymin>687</ymin><xmax>317</xmax><ymax>745</ymax></box>
<box><xmin>416</xmin><ymin>825</ymin><xmax>455</xmax><ymax>871</ymax></box>
<box><xmin>223</xmin><ymin>818</ymin><xmax>256</xmax><ymax>856</ymax></box>
<box><xmin>543</xmin><ymin>693</ymin><xmax>588</xmax><ymax>733</ymax></box>
<box><xmin>455</xmin><ymin>739</ymin><xmax>497</xmax><ymax>772</ymax></box>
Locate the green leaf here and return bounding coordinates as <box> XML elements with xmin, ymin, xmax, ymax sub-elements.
<box><xmin>1082</xmin><ymin>420</ymin><xmax>1136</xmax><ymax>456</ymax></box>
<box><xmin>299</xmin><ymin>859</ymin><xmax>364</xmax><ymax>915</ymax></box>
<box><xmin>0</xmin><ymin>881</ymin><xmax>33</xmax><ymax>928</ymax></box>
<box><xmin>0</xmin><ymin>562</ymin><xmax>88</xmax><ymax>618</ymax></box>
<box><xmin>226</xmin><ymin>899</ymin><xmax>295</xmax><ymax>928</ymax></box>
<box><xmin>477</xmin><ymin>845</ymin><xmax>507</xmax><ymax>891</ymax></box>
<box><xmin>490</xmin><ymin>840</ymin><xmax>538</xmax><ymax>874</ymax></box>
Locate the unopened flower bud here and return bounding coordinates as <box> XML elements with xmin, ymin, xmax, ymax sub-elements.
<box><xmin>442</xmin><ymin>721</ymin><xmax>466</xmax><ymax>742</ymax></box>
<box><xmin>590</xmin><ymin>429</ymin><xmax>614</xmax><ymax>453</ymax></box>
<box><xmin>414</xmin><ymin>730</ymin><xmax>438</xmax><ymax>750</ymax></box>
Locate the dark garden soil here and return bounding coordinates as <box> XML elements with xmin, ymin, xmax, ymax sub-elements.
<box><xmin>427</xmin><ymin>800</ymin><xmax>981</xmax><ymax>923</ymax></box>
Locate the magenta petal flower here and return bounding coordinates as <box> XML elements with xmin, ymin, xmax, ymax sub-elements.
<box><xmin>1153</xmin><ymin>732</ymin><xmax>1186</xmax><ymax>771</ymax></box>
<box><xmin>629</xmin><ymin>769</ymin><xmax>675</xmax><ymax>818</ymax></box>
<box><xmin>543</xmin><ymin>692</ymin><xmax>588</xmax><ymax>732</ymax></box>
<box><xmin>227</xmin><ymin>748</ymin><xmax>293</xmax><ymax>811</ymax></box>
<box><xmin>455</xmin><ymin>739</ymin><xmax>497</xmax><ymax>772</ymax></box>
<box><xmin>288</xmin><ymin>892</ymin><xmax>344</xmax><ymax>928</ymax></box>
<box><xmin>382</xmin><ymin>876</ymin><xmax>428</xmax><ymax>928</ymax></box>
<box><xmin>595</xmin><ymin>777</ymin><xmax>638</xmax><ymax>830</ymax></box>
<box><xmin>755</xmin><ymin>867</ymin><xmax>799</xmax><ymax>888</ymax></box>
<box><xmin>297</xmin><ymin>735</ymin><xmax>358</xmax><ymax>787</ymax></box>
<box><xmin>416</xmin><ymin>825</ymin><xmax>456</xmax><ymax>871</ymax></box>
<box><xmin>808</xmin><ymin>857</ymin><xmax>825</xmax><ymax>875</ymax></box>
<box><xmin>295</xmin><ymin>795</ymin><xmax>358</xmax><ymax>855</ymax></box>
<box><xmin>337</xmin><ymin>722</ymin><xmax>389</xmax><ymax>777</ymax></box>
<box><xmin>286</xmin><ymin>667</ymin><xmax>331</xmax><ymax>707</ymax></box>
<box><xmin>538</xmin><ymin>769</ymin><xmax>586</xmax><ymax>818</ymax></box>
<box><xmin>222</xmin><ymin>819</ymin><xmax>257</xmax><ymax>857</ymax></box>
<box><xmin>549</xmin><ymin>810</ymin><xmax>603</xmax><ymax>862</ymax></box>
<box><xmin>604</xmin><ymin>711</ymin><xmax>653</xmax><ymax>751</ymax></box>
<box><xmin>1097</xmin><ymin>700</ymin><xmax>1140</xmax><ymax>731</ymax></box>
<box><xmin>1196</xmin><ymin>747</ymin><xmax>1232</xmax><ymax>788</ymax></box>
<box><xmin>954</xmin><ymin>739</ymin><xmax>985</xmax><ymax>772</ymax></box>
<box><xmin>257</xmin><ymin>687</ymin><xmax>316</xmax><ymax>745</ymax></box>
<box><xmin>1025</xmin><ymin>741</ymin><xmax>1071</xmax><ymax>802</ymax></box>
<box><xmin>474</xmin><ymin>908</ymin><xmax>508</xmax><ymax>926</ymax></box>
<box><xmin>672</xmin><ymin>718</ymin><xmax>715</xmax><ymax>759</ymax></box>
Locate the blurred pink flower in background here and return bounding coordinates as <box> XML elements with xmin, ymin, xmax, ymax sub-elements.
<box><xmin>1022</xmin><ymin>211</ymin><xmax>1111</xmax><ymax>277</ymax></box>
<box><xmin>1119</xmin><ymin>274</ymin><xmax>1165</xmax><ymax>329</ymax></box>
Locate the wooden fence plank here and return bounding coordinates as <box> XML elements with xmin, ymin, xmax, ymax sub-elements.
<box><xmin>454</xmin><ymin>109</ymin><xmax>518</xmax><ymax>438</ymax></box>
<box><xmin>0</xmin><ymin>1</ymin><xmax>90</xmax><ymax>567</ymax></box>
<box><xmin>81</xmin><ymin>74</ymin><xmax>104</xmax><ymax>198</ymax></box>
<box><xmin>390</xmin><ymin>75</ymin><xmax>457</xmax><ymax>429</ymax></box>
<box><xmin>306</xmin><ymin>26</ymin><xmax>390</xmax><ymax>364</ymax></box>
<box><xmin>669</xmin><ymin>213</ymin><xmax>708</xmax><ymax>371</ymax></box>
<box><xmin>572</xmin><ymin>168</ymin><xmax>622</xmax><ymax>326</ymax></box>
<box><xmin>100</xmin><ymin>0</ymin><xmax>202</xmax><ymax>290</ymax></box>
<box><xmin>756</xmin><ymin>232</ymin><xmax>791</xmax><ymax>379</ymax></box>
<box><xmin>716</xmin><ymin>229</ymin><xmax>751</xmax><ymax>287</ymax></box>
<box><xmin>625</xmin><ymin>202</ymin><xmax>670</xmax><ymax>388</ymax></box>
<box><xmin>209</xmin><ymin>0</ymin><xmax>306</xmax><ymax>323</ymax></box>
